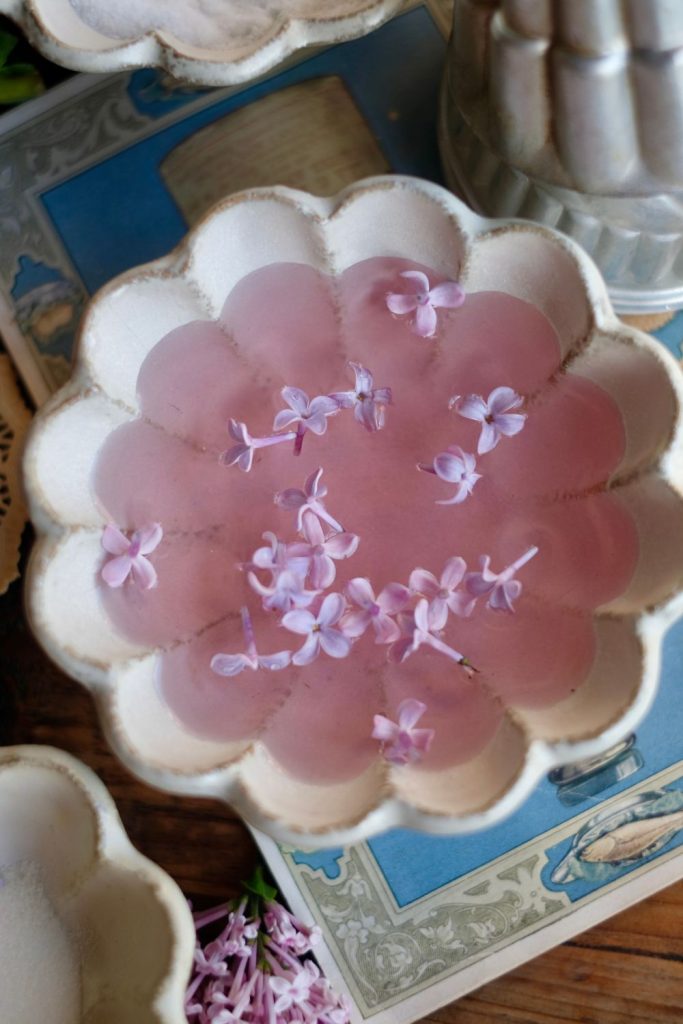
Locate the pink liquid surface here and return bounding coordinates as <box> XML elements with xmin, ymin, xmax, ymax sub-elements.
<box><xmin>93</xmin><ymin>258</ymin><xmax>638</xmax><ymax>783</ymax></box>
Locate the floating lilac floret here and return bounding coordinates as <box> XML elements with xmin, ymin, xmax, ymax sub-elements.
<box><xmin>342</xmin><ymin>577</ymin><xmax>411</xmax><ymax>644</ymax></box>
<box><xmin>418</xmin><ymin>445</ymin><xmax>481</xmax><ymax>505</ymax></box>
<box><xmin>282</xmin><ymin>593</ymin><xmax>351</xmax><ymax>665</ymax></box>
<box><xmin>465</xmin><ymin>545</ymin><xmax>539</xmax><ymax>613</ymax></box>
<box><xmin>386</xmin><ymin>270</ymin><xmax>465</xmax><ymax>338</ymax></box>
<box><xmin>372</xmin><ymin>699</ymin><xmax>435</xmax><ymax>766</ymax></box>
<box><xmin>273</xmin><ymin>386</ymin><xmax>340</xmax><ymax>455</ymax></box>
<box><xmin>275</xmin><ymin>467</ymin><xmax>344</xmax><ymax>534</ymax></box>
<box><xmin>410</xmin><ymin>557</ymin><xmax>475</xmax><ymax>621</ymax></box>
<box><xmin>100</xmin><ymin>522</ymin><xmax>162</xmax><ymax>589</ymax></box>
<box><xmin>289</xmin><ymin>511</ymin><xmax>360</xmax><ymax>590</ymax></box>
<box><xmin>329</xmin><ymin>362</ymin><xmax>393</xmax><ymax>432</ymax></box>
<box><xmin>248</xmin><ymin>568</ymin><xmax>319</xmax><ymax>614</ymax></box>
<box><xmin>245</xmin><ymin>530</ymin><xmax>311</xmax><ymax>582</ymax></box>
<box><xmin>211</xmin><ymin>607</ymin><xmax>292</xmax><ymax>677</ymax></box>
<box><xmin>450</xmin><ymin>386</ymin><xmax>527</xmax><ymax>454</ymax></box>
<box><xmin>389</xmin><ymin>598</ymin><xmax>476</xmax><ymax>674</ymax></box>
<box><xmin>221</xmin><ymin>418</ymin><xmax>297</xmax><ymax>472</ymax></box>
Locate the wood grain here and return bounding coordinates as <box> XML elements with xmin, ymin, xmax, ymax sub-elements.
<box><xmin>2</xmin><ymin>531</ymin><xmax>682</xmax><ymax>1022</ymax></box>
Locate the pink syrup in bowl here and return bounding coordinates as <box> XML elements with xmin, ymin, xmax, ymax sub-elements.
<box><xmin>93</xmin><ymin>258</ymin><xmax>638</xmax><ymax>784</ymax></box>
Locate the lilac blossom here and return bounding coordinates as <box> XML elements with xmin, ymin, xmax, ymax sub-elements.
<box><xmin>221</xmin><ymin>418</ymin><xmax>297</xmax><ymax>472</ymax></box>
<box><xmin>342</xmin><ymin>578</ymin><xmax>411</xmax><ymax>644</ymax></box>
<box><xmin>465</xmin><ymin>545</ymin><xmax>539</xmax><ymax>612</ymax></box>
<box><xmin>287</xmin><ymin>512</ymin><xmax>359</xmax><ymax>590</ymax></box>
<box><xmin>418</xmin><ymin>445</ymin><xmax>481</xmax><ymax>505</ymax></box>
<box><xmin>372</xmin><ymin>698</ymin><xmax>435</xmax><ymax>765</ymax></box>
<box><xmin>282</xmin><ymin>593</ymin><xmax>351</xmax><ymax>665</ymax></box>
<box><xmin>275</xmin><ymin>467</ymin><xmax>344</xmax><ymax>534</ymax></box>
<box><xmin>210</xmin><ymin>607</ymin><xmax>292</xmax><ymax>677</ymax></box>
<box><xmin>450</xmin><ymin>386</ymin><xmax>527</xmax><ymax>454</ymax></box>
<box><xmin>386</xmin><ymin>270</ymin><xmax>465</xmax><ymax>338</ymax></box>
<box><xmin>248</xmin><ymin>568</ymin><xmax>319</xmax><ymax>614</ymax></box>
<box><xmin>185</xmin><ymin>873</ymin><xmax>350</xmax><ymax>1024</ymax></box>
<box><xmin>329</xmin><ymin>362</ymin><xmax>392</xmax><ymax>432</ymax></box>
<box><xmin>245</xmin><ymin>531</ymin><xmax>311</xmax><ymax>582</ymax></box>
<box><xmin>409</xmin><ymin>557</ymin><xmax>475</xmax><ymax>622</ymax></box>
<box><xmin>389</xmin><ymin>599</ymin><xmax>476</xmax><ymax>674</ymax></box>
<box><xmin>100</xmin><ymin>522</ymin><xmax>162</xmax><ymax>589</ymax></box>
<box><xmin>273</xmin><ymin>386</ymin><xmax>340</xmax><ymax>454</ymax></box>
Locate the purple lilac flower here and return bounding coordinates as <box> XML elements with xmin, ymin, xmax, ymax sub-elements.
<box><xmin>248</xmin><ymin>568</ymin><xmax>319</xmax><ymax>614</ymax></box>
<box><xmin>409</xmin><ymin>557</ymin><xmax>475</xmax><ymax>622</ymax></box>
<box><xmin>210</xmin><ymin>607</ymin><xmax>292</xmax><ymax>677</ymax></box>
<box><xmin>418</xmin><ymin>446</ymin><xmax>481</xmax><ymax>505</ymax></box>
<box><xmin>282</xmin><ymin>593</ymin><xmax>351</xmax><ymax>665</ymax></box>
<box><xmin>101</xmin><ymin>522</ymin><xmax>162</xmax><ymax>589</ymax></box>
<box><xmin>288</xmin><ymin>512</ymin><xmax>359</xmax><ymax>590</ymax></box>
<box><xmin>465</xmin><ymin>545</ymin><xmax>539</xmax><ymax>612</ymax></box>
<box><xmin>342</xmin><ymin>578</ymin><xmax>411</xmax><ymax>644</ymax></box>
<box><xmin>372</xmin><ymin>699</ymin><xmax>435</xmax><ymax>765</ymax></box>
<box><xmin>450</xmin><ymin>386</ymin><xmax>526</xmax><ymax>454</ymax></box>
<box><xmin>389</xmin><ymin>598</ymin><xmax>476</xmax><ymax>674</ymax></box>
<box><xmin>386</xmin><ymin>270</ymin><xmax>465</xmax><ymax>338</ymax></box>
<box><xmin>221</xmin><ymin>419</ymin><xmax>297</xmax><ymax>472</ymax></box>
<box><xmin>273</xmin><ymin>386</ymin><xmax>340</xmax><ymax>454</ymax></box>
<box><xmin>329</xmin><ymin>362</ymin><xmax>392</xmax><ymax>432</ymax></box>
<box><xmin>185</xmin><ymin>874</ymin><xmax>350</xmax><ymax>1024</ymax></box>
<box><xmin>275</xmin><ymin>467</ymin><xmax>344</xmax><ymax>534</ymax></box>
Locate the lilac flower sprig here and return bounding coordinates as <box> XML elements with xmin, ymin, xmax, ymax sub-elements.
<box><xmin>450</xmin><ymin>387</ymin><xmax>526</xmax><ymax>454</ymax></box>
<box><xmin>273</xmin><ymin>387</ymin><xmax>340</xmax><ymax>456</ymax></box>
<box><xmin>465</xmin><ymin>545</ymin><xmax>539</xmax><ymax>612</ymax></box>
<box><xmin>101</xmin><ymin>522</ymin><xmax>163</xmax><ymax>589</ymax></box>
<box><xmin>275</xmin><ymin>468</ymin><xmax>344</xmax><ymax>534</ymax></box>
<box><xmin>211</xmin><ymin>607</ymin><xmax>292</xmax><ymax>677</ymax></box>
<box><xmin>222</xmin><ymin>419</ymin><xmax>297</xmax><ymax>473</ymax></box>
<box><xmin>186</xmin><ymin>867</ymin><xmax>350</xmax><ymax>1024</ymax></box>
<box><xmin>329</xmin><ymin>362</ymin><xmax>392</xmax><ymax>432</ymax></box>
<box><xmin>386</xmin><ymin>270</ymin><xmax>465</xmax><ymax>338</ymax></box>
<box><xmin>418</xmin><ymin>446</ymin><xmax>481</xmax><ymax>505</ymax></box>
<box><xmin>372</xmin><ymin>699</ymin><xmax>435</xmax><ymax>765</ymax></box>
<box><xmin>389</xmin><ymin>598</ymin><xmax>477</xmax><ymax>675</ymax></box>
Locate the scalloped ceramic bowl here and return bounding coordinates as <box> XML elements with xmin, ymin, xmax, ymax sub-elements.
<box><xmin>0</xmin><ymin>0</ymin><xmax>405</xmax><ymax>86</ymax></box>
<box><xmin>0</xmin><ymin>745</ymin><xmax>194</xmax><ymax>1024</ymax></box>
<box><xmin>24</xmin><ymin>176</ymin><xmax>683</xmax><ymax>847</ymax></box>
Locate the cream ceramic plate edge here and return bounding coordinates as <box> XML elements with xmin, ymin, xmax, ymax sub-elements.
<box><xmin>0</xmin><ymin>0</ymin><xmax>409</xmax><ymax>86</ymax></box>
<box><xmin>0</xmin><ymin>744</ymin><xmax>196</xmax><ymax>1023</ymax></box>
<box><xmin>23</xmin><ymin>175</ymin><xmax>683</xmax><ymax>848</ymax></box>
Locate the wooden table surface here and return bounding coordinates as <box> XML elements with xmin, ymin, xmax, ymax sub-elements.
<box><xmin>2</xmin><ymin>534</ymin><xmax>682</xmax><ymax>1024</ymax></box>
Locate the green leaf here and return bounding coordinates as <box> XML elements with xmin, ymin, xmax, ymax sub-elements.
<box><xmin>243</xmin><ymin>864</ymin><xmax>278</xmax><ymax>903</ymax></box>
<box><xmin>0</xmin><ymin>68</ymin><xmax>44</xmax><ymax>105</ymax></box>
<box><xmin>0</xmin><ymin>31</ymin><xmax>18</xmax><ymax>70</ymax></box>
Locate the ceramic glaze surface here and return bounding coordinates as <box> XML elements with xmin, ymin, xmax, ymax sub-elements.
<box><xmin>93</xmin><ymin>258</ymin><xmax>637</xmax><ymax>784</ymax></box>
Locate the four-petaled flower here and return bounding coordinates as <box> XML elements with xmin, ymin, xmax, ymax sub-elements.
<box><xmin>275</xmin><ymin>467</ymin><xmax>344</xmax><ymax>533</ymax></box>
<box><xmin>372</xmin><ymin>698</ymin><xmax>435</xmax><ymax>765</ymax></box>
<box><xmin>273</xmin><ymin>386</ymin><xmax>340</xmax><ymax>454</ymax></box>
<box><xmin>389</xmin><ymin>598</ymin><xmax>475</xmax><ymax>673</ymax></box>
<box><xmin>211</xmin><ymin>606</ymin><xmax>292</xmax><ymax>677</ymax></box>
<box><xmin>221</xmin><ymin>418</ymin><xmax>296</xmax><ymax>472</ymax></box>
<box><xmin>342</xmin><ymin>577</ymin><xmax>412</xmax><ymax>644</ymax></box>
<box><xmin>418</xmin><ymin>445</ymin><xmax>481</xmax><ymax>505</ymax></box>
<box><xmin>465</xmin><ymin>545</ymin><xmax>539</xmax><ymax>612</ymax></box>
<box><xmin>282</xmin><ymin>593</ymin><xmax>351</xmax><ymax>665</ymax></box>
<box><xmin>409</xmin><ymin>557</ymin><xmax>475</xmax><ymax>621</ymax></box>
<box><xmin>269</xmin><ymin>962</ymin><xmax>318</xmax><ymax>1012</ymax></box>
<box><xmin>246</xmin><ymin>530</ymin><xmax>310</xmax><ymax>582</ymax></box>
<box><xmin>100</xmin><ymin>522</ymin><xmax>163</xmax><ymax>589</ymax></box>
<box><xmin>248</xmin><ymin>568</ymin><xmax>319</xmax><ymax>614</ymax></box>
<box><xmin>289</xmin><ymin>511</ymin><xmax>360</xmax><ymax>590</ymax></box>
<box><xmin>330</xmin><ymin>362</ymin><xmax>393</xmax><ymax>432</ymax></box>
<box><xmin>450</xmin><ymin>386</ymin><xmax>527</xmax><ymax>454</ymax></box>
<box><xmin>386</xmin><ymin>270</ymin><xmax>465</xmax><ymax>338</ymax></box>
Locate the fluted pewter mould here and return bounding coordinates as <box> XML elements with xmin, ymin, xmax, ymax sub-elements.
<box><xmin>0</xmin><ymin>745</ymin><xmax>195</xmax><ymax>1023</ymax></box>
<box><xmin>440</xmin><ymin>0</ymin><xmax>683</xmax><ymax>314</ymax></box>
<box><xmin>23</xmin><ymin>177</ymin><xmax>683</xmax><ymax>847</ymax></box>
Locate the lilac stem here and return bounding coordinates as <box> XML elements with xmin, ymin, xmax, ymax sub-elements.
<box><xmin>241</xmin><ymin>606</ymin><xmax>257</xmax><ymax>658</ymax></box>
<box><xmin>310</xmin><ymin>500</ymin><xmax>344</xmax><ymax>534</ymax></box>
<box><xmin>294</xmin><ymin>423</ymin><xmax>305</xmax><ymax>456</ymax></box>
<box><xmin>193</xmin><ymin>904</ymin><xmax>231</xmax><ymax>930</ymax></box>
<box><xmin>253</xmin><ymin>432</ymin><xmax>297</xmax><ymax>450</ymax></box>
<box><xmin>505</xmin><ymin>545</ymin><xmax>539</xmax><ymax>577</ymax></box>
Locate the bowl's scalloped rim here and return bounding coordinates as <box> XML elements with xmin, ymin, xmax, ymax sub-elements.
<box><xmin>23</xmin><ymin>174</ymin><xmax>683</xmax><ymax>848</ymax></box>
<box><xmin>0</xmin><ymin>0</ymin><xmax>408</xmax><ymax>85</ymax></box>
<box><xmin>0</xmin><ymin>743</ymin><xmax>196</xmax><ymax>1022</ymax></box>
